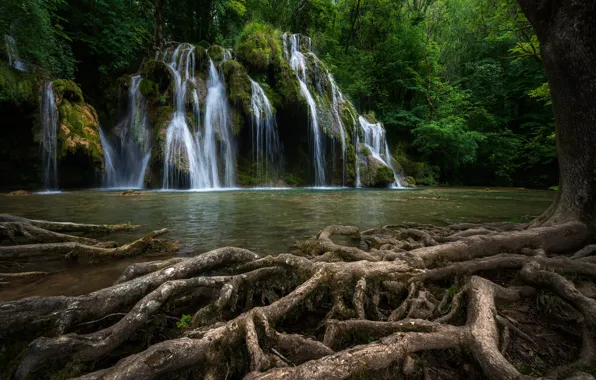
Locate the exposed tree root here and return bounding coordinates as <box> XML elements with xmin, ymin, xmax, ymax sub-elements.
<box><xmin>1</xmin><ymin>219</ymin><xmax>595</xmax><ymax>380</ymax></box>
<box><xmin>0</xmin><ymin>214</ymin><xmax>176</xmax><ymax>262</ymax></box>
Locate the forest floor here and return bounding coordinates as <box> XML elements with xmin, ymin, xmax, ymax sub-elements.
<box><xmin>0</xmin><ymin>214</ymin><xmax>595</xmax><ymax>380</ymax></box>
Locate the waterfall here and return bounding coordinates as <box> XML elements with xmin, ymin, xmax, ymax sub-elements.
<box><xmin>283</xmin><ymin>33</ymin><xmax>326</xmax><ymax>186</ymax></box>
<box><xmin>162</xmin><ymin>44</ymin><xmax>207</xmax><ymax>189</ymax></box>
<box><xmin>101</xmin><ymin>75</ymin><xmax>151</xmax><ymax>188</ymax></box>
<box><xmin>357</xmin><ymin>116</ymin><xmax>403</xmax><ymax>188</ymax></box>
<box><xmin>249</xmin><ymin>78</ymin><xmax>281</xmax><ymax>184</ymax></box>
<box><xmin>4</xmin><ymin>34</ymin><xmax>27</xmax><ymax>72</ymax></box>
<box><xmin>329</xmin><ymin>74</ymin><xmax>347</xmax><ymax>185</ymax></box>
<box><xmin>202</xmin><ymin>58</ymin><xmax>235</xmax><ymax>187</ymax></box>
<box><xmin>40</xmin><ymin>82</ymin><xmax>58</xmax><ymax>190</ymax></box>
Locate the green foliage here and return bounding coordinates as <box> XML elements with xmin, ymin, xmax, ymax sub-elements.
<box><xmin>176</xmin><ymin>314</ymin><xmax>192</xmax><ymax>328</ymax></box>
<box><xmin>0</xmin><ymin>0</ymin><xmax>75</xmax><ymax>78</ymax></box>
<box><xmin>413</xmin><ymin>116</ymin><xmax>485</xmax><ymax>179</ymax></box>
<box><xmin>236</xmin><ymin>22</ymin><xmax>280</xmax><ymax>73</ymax></box>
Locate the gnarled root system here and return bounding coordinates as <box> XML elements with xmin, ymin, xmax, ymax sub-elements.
<box><xmin>1</xmin><ymin>220</ymin><xmax>595</xmax><ymax>380</ymax></box>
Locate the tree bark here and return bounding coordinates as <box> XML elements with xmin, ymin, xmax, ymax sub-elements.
<box><xmin>517</xmin><ymin>0</ymin><xmax>596</xmax><ymax>229</ymax></box>
<box><xmin>154</xmin><ymin>0</ymin><xmax>164</xmax><ymax>49</ymax></box>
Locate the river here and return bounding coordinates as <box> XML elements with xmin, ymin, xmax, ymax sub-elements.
<box><xmin>0</xmin><ymin>187</ymin><xmax>553</xmax><ymax>300</ymax></box>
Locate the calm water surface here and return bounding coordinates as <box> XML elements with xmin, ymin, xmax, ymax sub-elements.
<box><xmin>0</xmin><ymin>187</ymin><xmax>552</xmax><ymax>300</ymax></box>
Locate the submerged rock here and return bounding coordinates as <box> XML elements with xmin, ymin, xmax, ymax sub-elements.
<box><xmin>7</xmin><ymin>190</ymin><xmax>31</xmax><ymax>196</ymax></box>
<box><xmin>121</xmin><ymin>189</ymin><xmax>141</xmax><ymax>196</ymax></box>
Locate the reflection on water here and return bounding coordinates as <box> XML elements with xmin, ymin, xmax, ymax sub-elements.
<box><xmin>0</xmin><ymin>187</ymin><xmax>552</xmax><ymax>300</ymax></box>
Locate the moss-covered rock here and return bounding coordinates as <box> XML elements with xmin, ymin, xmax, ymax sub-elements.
<box><xmin>0</xmin><ymin>62</ymin><xmax>38</xmax><ymax>103</ymax></box>
<box><xmin>145</xmin><ymin>105</ymin><xmax>174</xmax><ymax>188</ymax></box>
<box><xmin>207</xmin><ymin>45</ymin><xmax>226</xmax><ymax>64</ymax></box>
<box><xmin>57</xmin><ymin>100</ymin><xmax>103</xmax><ymax>163</ymax></box>
<box><xmin>358</xmin><ymin>155</ymin><xmax>395</xmax><ymax>188</ymax></box>
<box><xmin>272</xmin><ymin>59</ymin><xmax>303</xmax><ymax>108</ymax></box>
<box><xmin>374</xmin><ymin>164</ymin><xmax>395</xmax><ymax>187</ymax></box>
<box><xmin>194</xmin><ymin>47</ymin><xmax>210</xmax><ymax>77</ymax></box>
<box><xmin>139</xmin><ymin>78</ymin><xmax>159</xmax><ymax>99</ymax></box>
<box><xmin>53</xmin><ymin>79</ymin><xmax>84</xmax><ymax>103</ymax></box>
<box><xmin>197</xmin><ymin>40</ymin><xmax>211</xmax><ymax>49</ymax></box>
<box><xmin>140</xmin><ymin>60</ymin><xmax>173</xmax><ymax>94</ymax></box>
<box><xmin>236</xmin><ymin>23</ymin><xmax>281</xmax><ymax>73</ymax></box>
<box><xmin>221</xmin><ymin>59</ymin><xmax>252</xmax><ymax>118</ymax></box>
<box><xmin>404</xmin><ymin>176</ymin><xmax>416</xmax><ymax>187</ymax></box>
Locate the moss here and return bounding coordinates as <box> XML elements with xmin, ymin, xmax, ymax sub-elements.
<box><xmin>207</xmin><ymin>45</ymin><xmax>225</xmax><ymax>64</ymax></box>
<box><xmin>374</xmin><ymin>164</ymin><xmax>395</xmax><ymax>187</ymax></box>
<box><xmin>197</xmin><ymin>40</ymin><xmax>211</xmax><ymax>49</ymax></box>
<box><xmin>53</xmin><ymin>79</ymin><xmax>84</xmax><ymax>103</ymax></box>
<box><xmin>140</xmin><ymin>60</ymin><xmax>173</xmax><ymax>93</ymax></box>
<box><xmin>345</xmin><ymin>142</ymin><xmax>357</xmax><ymax>185</ymax></box>
<box><xmin>272</xmin><ymin>58</ymin><xmax>303</xmax><ymax>107</ymax></box>
<box><xmin>194</xmin><ymin>46</ymin><xmax>209</xmax><ymax>77</ymax></box>
<box><xmin>139</xmin><ymin>78</ymin><xmax>159</xmax><ymax>99</ymax></box>
<box><xmin>0</xmin><ymin>62</ymin><xmax>39</xmax><ymax>103</ymax></box>
<box><xmin>221</xmin><ymin>59</ymin><xmax>252</xmax><ymax>117</ymax></box>
<box><xmin>339</xmin><ymin>100</ymin><xmax>358</xmax><ymax>133</ymax></box>
<box><xmin>57</xmin><ymin>100</ymin><xmax>103</xmax><ymax>163</ymax></box>
<box><xmin>236</xmin><ymin>22</ymin><xmax>281</xmax><ymax>73</ymax></box>
<box><xmin>361</xmin><ymin>145</ymin><xmax>371</xmax><ymax>157</ymax></box>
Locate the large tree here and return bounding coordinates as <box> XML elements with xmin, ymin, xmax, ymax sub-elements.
<box><xmin>518</xmin><ymin>0</ymin><xmax>596</xmax><ymax>229</ymax></box>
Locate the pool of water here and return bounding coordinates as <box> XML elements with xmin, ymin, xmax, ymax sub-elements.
<box><xmin>0</xmin><ymin>187</ymin><xmax>553</xmax><ymax>300</ymax></box>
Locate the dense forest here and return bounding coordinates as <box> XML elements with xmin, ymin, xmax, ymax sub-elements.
<box><xmin>0</xmin><ymin>0</ymin><xmax>556</xmax><ymax>189</ymax></box>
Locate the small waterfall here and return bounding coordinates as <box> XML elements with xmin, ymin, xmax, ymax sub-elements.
<box><xmin>329</xmin><ymin>74</ymin><xmax>347</xmax><ymax>185</ymax></box>
<box><xmin>249</xmin><ymin>78</ymin><xmax>281</xmax><ymax>184</ymax></box>
<box><xmin>357</xmin><ymin>116</ymin><xmax>402</xmax><ymax>188</ymax></box>
<box><xmin>162</xmin><ymin>44</ymin><xmax>207</xmax><ymax>189</ymax></box>
<box><xmin>4</xmin><ymin>34</ymin><xmax>27</xmax><ymax>72</ymax></box>
<box><xmin>101</xmin><ymin>75</ymin><xmax>152</xmax><ymax>188</ymax></box>
<box><xmin>40</xmin><ymin>82</ymin><xmax>58</xmax><ymax>190</ymax></box>
<box><xmin>283</xmin><ymin>33</ymin><xmax>326</xmax><ymax>186</ymax></box>
<box><xmin>202</xmin><ymin>58</ymin><xmax>235</xmax><ymax>187</ymax></box>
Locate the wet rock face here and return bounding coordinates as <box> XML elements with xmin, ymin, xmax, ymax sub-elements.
<box><xmin>359</xmin><ymin>156</ymin><xmax>394</xmax><ymax>188</ymax></box>
<box><xmin>54</xmin><ymin>80</ymin><xmax>104</xmax><ymax>188</ymax></box>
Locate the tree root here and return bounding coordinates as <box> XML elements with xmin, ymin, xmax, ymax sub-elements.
<box><xmin>0</xmin><ymin>214</ymin><xmax>177</xmax><ymax>263</ymax></box>
<box><xmin>2</xmin><ymin>220</ymin><xmax>595</xmax><ymax>380</ymax></box>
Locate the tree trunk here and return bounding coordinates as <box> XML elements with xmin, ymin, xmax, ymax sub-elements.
<box><xmin>517</xmin><ymin>0</ymin><xmax>596</xmax><ymax>229</ymax></box>
<box><xmin>154</xmin><ymin>0</ymin><xmax>164</xmax><ymax>49</ymax></box>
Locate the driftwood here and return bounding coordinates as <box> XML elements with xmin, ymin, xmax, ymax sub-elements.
<box><xmin>0</xmin><ymin>220</ymin><xmax>595</xmax><ymax>379</ymax></box>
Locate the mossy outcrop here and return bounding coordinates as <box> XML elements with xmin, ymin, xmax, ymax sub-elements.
<box><xmin>0</xmin><ymin>62</ymin><xmax>38</xmax><ymax>103</ymax></box>
<box><xmin>207</xmin><ymin>45</ymin><xmax>226</xmax><ymax>64</ymax></box>
<box><xmin>53</xmin><ymin>79</ymin><xmax>84</xmax><ymax>103</ymax></box>
<box><xmin>221</xmin><ymin>59</ymin><xmax>252</xmax><ymax>118</ymax></box>
<box><xmin>53</xmin><ymin>80</ymin><xmax>104</xmax><ymax>186</ymax></box>
<box><xmin>358</xmin><ymin>155</ymin><xmax>394</xmax><ymax>188</ymax></box>
<box><xmin>140</xmin><ymin>60</ymin><xmax>173</xmax><ymax>94</ymax></box>
<box><xmin>194</xmin><ymin>47</ymin><xmax>210</xmax><ymax>77</ymax></box>
<box><xmin>236</xmin><ymin>23</ymin><xmax>281</xmax><ymax>73</ymax></box>
<box><xmin>55</xmin><ymin>85</ymin><xmax>102</xmax><ymax>163</ymax></box>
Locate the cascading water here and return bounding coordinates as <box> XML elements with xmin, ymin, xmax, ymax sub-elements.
<box><xmin>283</xmin><ymin>33</ymin><xmax>326</xmax><ymax>186</ymax></box>
<box><xmin>162</xmin><ymin>44</ymin><xmax>207</xmax><ymax>189</ymax></box>
<box><xmin>329</xmin><ymin>74</ymin><xmax>347</xmax><ymax>185</ymax></box>
<box><xmin>249</xmin><ymin>78</ymin><xmax>281</xmax><ymax>184</ymax></box>
<box><xmin>202</xmin><ymin>58</ymin><xmax>236</xmax><ymax>187</ymax></box>
<box><xmin>357</xmin><ymin>116</ymin><xmax>403</xmax><ymax>188</ymax></box>
<box><xmin>101</xmin><ymin>75</ymin><xmax>151</xmax><ymax>188</ymax></box>
<box><xmin>4</xmin><ymin>34</ymin><xmax>27</xmax><ymax>72</ymax></box>
<box><xmin>40</xmin><ymin>82</ymin><xmax>58</xmax><ymax>190</ymax></box>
